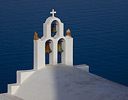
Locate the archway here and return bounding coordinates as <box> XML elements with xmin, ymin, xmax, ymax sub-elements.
<box><xmin>57</xmin><ymin>38</ymin><xmax>65</xmax><ymax>63</ymax></box>
<box><xmin>45</xmin><ymin>39</ymin><xmax>53</xmax><ymax>64</ymax></box>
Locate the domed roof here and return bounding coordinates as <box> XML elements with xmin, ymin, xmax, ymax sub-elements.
<box><xmin>12</xmin><ymin>65</ymin><xmax>128</xmax><ymax>100</ymax></box>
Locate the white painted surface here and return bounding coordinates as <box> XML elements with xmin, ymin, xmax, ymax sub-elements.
<box><xmin>74</xmin><ymin>64</ymin><xmax>89</xmax><ymax>72</ymax></box>
<box><xmin>8</xmin><ymin>84</ymin><xmax>20</xmax><ymax>95</ymax></box>
<box><xmin>50</xmin><ymin>9</ymin><xmax>56</xmax><ymax>17</ymax></box>
<box><xmin>17</xmin><ymin>70</ymin><xmax>35</xmax><ymax>84</ymax></box>
<box><xmin>0</xmin><ymin>94</ymin><xmax>23</xmax><ymax>100</ymax></box>
<box><xmin>65</xmin><ymin>37</ymin><xmax>73</xmax><ymax>66</ymax></box>
<box><xmin>34</xmin><ymin>10</ymin><xmax>73</xmax><ymax>69</ymax></box>
<box><xmin>34</xmin><ymin>40</ymin><xmax>45</xmax><ymax>70</ymax></box>
<box><xmin>43</xmin><ymin>16</ymin><xmax>64</xmax><ymax>38</ymax></box>
<box><xmin>8</xmin><ymin>70</ymin><xmax>35</xmax><ymax>94</ymax></box>
<box><xmin>14</xmin><ymin>65</ymin><xmax>128</xmax><ymax>100</ymax></box>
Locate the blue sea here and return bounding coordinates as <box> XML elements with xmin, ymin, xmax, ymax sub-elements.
<box><xmin>0</xmin><ymin>0</ymin><xmax>128</xmax><ymax>93</ymax></box>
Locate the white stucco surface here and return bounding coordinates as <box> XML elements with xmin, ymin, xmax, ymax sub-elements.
<box><xmin>34</xmin><ymin>12</ymin><xmax>73</xmax><ymax>70</ymax></box>
<box><xmin>12</xmin><ymin>65</ymin><xmax>128</xmax><ymax>100</ymax></box>
<box><xmin>0</xmin><ymin>93</ymin><xmax>23</xmax><ymax>100</ymax></box>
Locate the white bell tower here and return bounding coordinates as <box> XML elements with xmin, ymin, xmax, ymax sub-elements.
<box><xmin>34</xmin><ymin>9</ymin><xmax>73</xmax><ymax>70</ymax></box>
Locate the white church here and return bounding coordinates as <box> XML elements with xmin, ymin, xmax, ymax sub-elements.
<box><xmin>0</xmin><ymin>9</ymin><xmax>128</xmax><ymax>100</ymax></box>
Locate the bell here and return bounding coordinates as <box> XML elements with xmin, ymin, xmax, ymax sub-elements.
<box><xmin>51</xmin><ymin>24</ymin><xmax>56</xmax><ymax>33</ymax></box>
<box><xmin>58</xmin><ymin>41</ymin><xmax>63</xmax><ymax>53</ymax></box>
<box><xmin>45</xmin><ymin>42</ymin><xmax>52</xmax><ymax>53</ymax></box>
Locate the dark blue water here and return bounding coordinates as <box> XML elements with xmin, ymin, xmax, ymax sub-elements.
<box><xmin>0</xmin><ymin>0</ymin><xmax>128</xmax><ymax>93</ymax></box>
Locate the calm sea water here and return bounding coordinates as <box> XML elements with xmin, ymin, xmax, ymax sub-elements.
<box><xmin>0</xmin><ymin>0</ymin><xmax>128</xmax><ymax>93</ymax></box>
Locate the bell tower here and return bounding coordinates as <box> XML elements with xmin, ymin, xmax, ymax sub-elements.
<box><xmin>34</xmin><ymin>9</ymin><xmax>73</xmax><ymax>70</ymax></box>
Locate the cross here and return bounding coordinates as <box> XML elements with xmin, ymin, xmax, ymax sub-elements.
<box><xmin>50</xmin><ymin>9</ymin><xmax>56</xmax><ymax>17</ymax></box>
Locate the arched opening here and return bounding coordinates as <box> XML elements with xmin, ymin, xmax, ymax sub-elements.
<box><xmin>51</xmin><ymin>20</ymin><xmax>59</xmax><ymax>37</ymax></box>
<box><xmin>45</xmin><ymin>39</ymin><xmax>53</xmax><ymax>64</ymax></box>
<box><xmin>57</xmin><ymin>38</ymin><xmax>65</xmax><ymax>63</ymax></box>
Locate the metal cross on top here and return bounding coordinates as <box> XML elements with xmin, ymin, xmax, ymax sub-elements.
<box><xmin>50</xmin><ymin>9</ymin><xmax>56</xmax><ymax>17</ymax></box>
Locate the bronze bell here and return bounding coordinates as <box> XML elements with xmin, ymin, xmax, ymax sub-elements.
<box><xmin>51</xmin><ymin>24</ymin><xmax>56</xmax><ymax>33</ymax></box>
<box><xmin>58</xmin><ymin>41</ymin><xmax>63</xmax><ymax>53</ymax></box>
<box><xmin>45</xmin><ymin>42</ymin><xmax>52</xmax><ymax>53</ymax></box>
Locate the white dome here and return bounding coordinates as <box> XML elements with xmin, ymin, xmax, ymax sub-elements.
<box><xmin>11</xmin><ymin>65</ymin><xmax>128</xmax><ymax>100</ymax></box>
